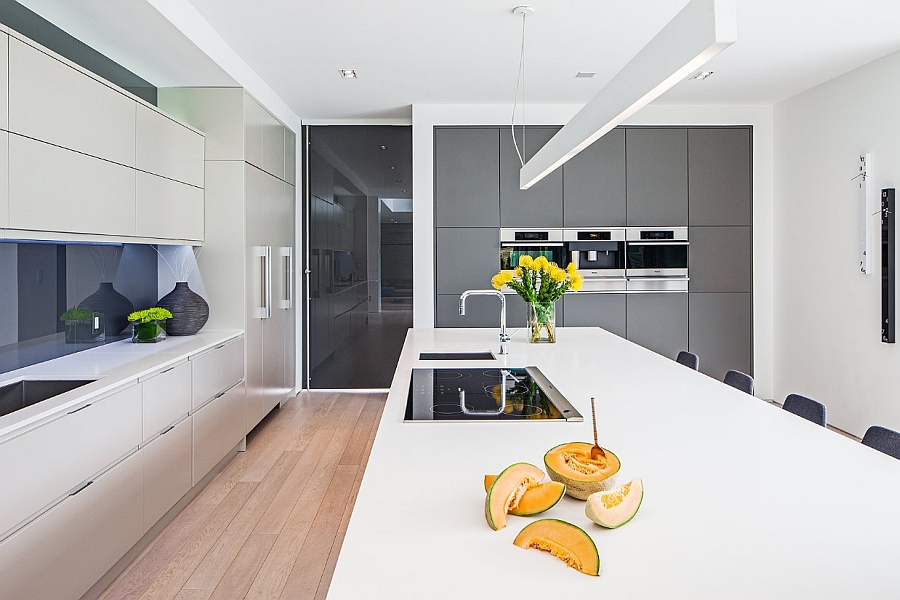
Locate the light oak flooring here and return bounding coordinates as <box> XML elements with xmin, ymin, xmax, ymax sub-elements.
<box><xmin>97</xmin><ymin>391</ymin><xmax>386</xmax><ymax>600</ymax></box>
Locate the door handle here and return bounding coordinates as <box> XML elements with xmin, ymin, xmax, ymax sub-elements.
<box><xmin>280</xmin><ymin>246</ymin><xmax>293</xmax><ymax>309</ymax></box>
<box><xmin>254</xmin><ymin>246</ymin><xmax>272</xmax><ymax>319</ymax></box>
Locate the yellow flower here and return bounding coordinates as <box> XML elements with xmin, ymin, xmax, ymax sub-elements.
<box><xmin>570</xmin><ymin>272</ymin><xmax>584</xmax><ymax>291</ymax></box>
<box><xmin>500</xmin><ymin>270</ymin><xmax>514</xmax><ymax>283</ymax></box>
<box><xmin>533</xmin><ymin>255</ymin><xmax>549</xmax><ymax>270</ymax></box>
<box><xmin>491</xmin><ymin>273</ymin><xmax>504</xmax><ymax>290</ymax></box>
<box><xmin>514</xmin><ymin>266</ymin><xmax>523</xmax><ymax>278</ymax></box>
<box><xmin>566</xmin><ymin>262</ymin><xmax>577</xmax><ymax>274</ymax></box>
<box><xmin>551</xmin><ymin>267</ymin><xmax>567</xmax><ymax>283</ymax></box>
<box><xmin>518</xmin><ymin>254</ymin><xmax>534</xmax><ymax>268</ymax></box>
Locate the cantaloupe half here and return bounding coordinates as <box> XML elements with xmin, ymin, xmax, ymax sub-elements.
<box><xmin>544</xmin><ymin>442</ymin><xmax>621</xmax><ymax>500</ymax></box>
<box><xmin>513</xmin><ymin>519</ymin><xmax>600</xmax><ymax>576</ymax></box>
<box><xmin>483</xmin><ymin>475</ymin><xmax>566</xmax><ymax>516</ymax></box>
<box><xmin>484</xmin><ymin>462</ymin><xmax>545</xmax><ymax>530</ymax></box>
<box><xmin>585</xmin><ymin>478</ymin><xmax>643</xmax><ymax>528</ymax></box>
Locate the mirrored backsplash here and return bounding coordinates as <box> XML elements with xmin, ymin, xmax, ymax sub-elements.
<box><xmin>0</xmin><ymin>242</ymin><xmax>158</xmax><ymax>374</ymax></box>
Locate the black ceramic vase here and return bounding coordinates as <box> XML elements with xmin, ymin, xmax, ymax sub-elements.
<box><xmin>157</xmin><ymin>282</ymin><xmax>209</xmax><ymax>335</ymax></box>
<box><xmin>78</xmin><ymin>282</ymin><xmax>134</xmax><ymax>336</ymax></box>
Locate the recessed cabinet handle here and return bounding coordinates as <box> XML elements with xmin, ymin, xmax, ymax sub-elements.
<box><xmin>69</xmin><ymin>480</ymin><xmax>93</xmax><ymax>496</ymax></box>
<box><xmin>160</xmin><ymin>425</ymin><xmax>175</xmax><ymax>435</ymax></box>
<box><xmin>160</xmin><ymin>366</ymin><xmax>176</xmax><ymax>374</ymax></box>
<box><xmin>214</xmin><ymin>391</ymin><xmax>226</xmax><ymax>400</ymax></box>
<box><xmin>67</xmin><ymin>403</ymin><xmax>91</xmax><ymax>415</ymax></box>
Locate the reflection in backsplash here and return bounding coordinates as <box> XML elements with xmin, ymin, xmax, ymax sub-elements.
<box><xmin>0</xmin><ymin>242</ymin><xmax>158</xmax><ymax>374</ymax></box>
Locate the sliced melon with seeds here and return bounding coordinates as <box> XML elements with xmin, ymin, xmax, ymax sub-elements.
<box><xmin>513</xmin><ymin>519</ymin><xmax>600</xmax><ymax>576</ymax></box>
<box><xmin>585</xmin><ymin>478</ymin><xmax>643</xmax><ymax>528</ymax></box>
<box><xmin>483</xmin><ymin>475</ymin><xmax>565</xmax><ymax>516</ymax></box>
<box><xmin>484</xmin><ymin>462</ymin><xmax>545</xmax><ymax>530</ymax></box>
<box><xmin>544</xmin><ymin>441</ymin><xmax>621</xmax><ymax>500</ymax></box>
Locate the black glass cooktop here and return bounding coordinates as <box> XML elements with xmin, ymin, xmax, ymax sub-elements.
<box><xmin>404</xmin><ymin>367</ymin><xmax>582</xmax><ymax>422</ymax></box>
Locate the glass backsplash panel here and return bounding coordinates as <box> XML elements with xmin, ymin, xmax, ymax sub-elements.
<box><xmin>0</xmin><ymin>242</ymin><xmax>158</xmax><ymax>374</ymax></box>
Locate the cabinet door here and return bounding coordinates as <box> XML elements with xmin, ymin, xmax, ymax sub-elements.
<box><xmin>142</xmin><ymin>415</ymin><xmax>192</xmax><ymax>530</ymax></box>
<box><xmin>0</xmin><ymin>33</ymin><xmax>9</xmax><ymax>131</ymax></box>
<box><xmin>562</xmin><ymin>293</ymin><xmax>626</xmax><ymax>337</ymax></box>
<box><xmin>0</xmin><ymin>383</ymin><xmax>142</xmax><ymax>536</ymax></box>
<box><xmin>135</xmin><ymin>103</ymin><xmax>204</xmax><ymax>187</ymax></box>
<box><xmin>626</xmin><ymin>128</ymin><xmax>688</xmax><ymax>226</ymax></box>
<box><xmin>626</xmin><ymin>293</ymin><xmax>688</xmax><ymax>359</ymax></box>
<box><xmin>8</xmin><ymin>38</ymin><xmax>135</xmax><ymax>167</ymax></box>
<box><xmin>563</xmin><ymin>128</ymin><xmax>626</xmax><ymax>226</ymax></box>
<box><xmin>245</xmin><ymin>164</ymin><xmax>266</xmax><ymax>427</ymax></box>
<box><xmin>243</xmin><ymin>94</ymin><xmax>266</xmax><ymax>170</ymax></box>
<box><xmin>262</xmin><ymin>112</ymin><xmax>285</xmax><ymax>180</ymax></box>
<box><xmin>192</xmin><ymin>336</ymin><xmax>244</xmax><ymax>409</ymax></box>
<box><xmin>435</xmin><ymin>128</ymin><xmax>500</xmax><ymax>227</ymax></box>
<box><xmin>500</xmin><ymin>126</ymin><xmax>563</xmax><ymax>227</ymax></box>
<box><xmin>142</xmin><ymin>360</ymin><xmax>192</xmax><ymax>441</ymax></box>
<box><xmin>689</xmin><ymin>292</ymin><xmax>752</xmax><ymax>381</ymax></box>
<box><xmin>193</xmin><ymin>383</ymin><xmax>246</xmax><ymax>485</ymax></box>
<box><xmin>9</xmin><ymin>135</ymin><xmax>136</xmax><ymax>236</ymax></box>
<box><xmin>688</xmin><ymin>128</ymin><xmax>751</xmax><ymax>226</ymax></box>
<box><xmin>688</xmin><ymin>226</ymin><xmax>752</xmax><ymax>293</ymax></box>
<box><xmin>435</xmin><ymin>227</ymin><xmax>500</xmax><ymax>295</ymax></box>
<box><xmin>285</xmin><ymin>129</ymin><xmax>297</xmax><ymax>185</ymax></box>
<box><xmin>135</xmin><ymin>171</ymin><xmax>204</xmax><ymax>241</ymax></box>
<box><xmin>0</xmin><ymin>132</ymin><xmax>8</xmax><ymax>228</ymax></box>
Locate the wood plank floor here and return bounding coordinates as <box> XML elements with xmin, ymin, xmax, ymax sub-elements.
<box><xmin>97</xmin><ymin>391</ymin><xmax>386</xmax><ymax>600</ymax></box>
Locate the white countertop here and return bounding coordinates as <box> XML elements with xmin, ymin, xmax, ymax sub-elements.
<box><xmin>327</xmin><ymin>327</ymin><xmax>900</xmax><ymax>599</ymax></box>
<box><xmin>0</xmin><ymin>330</ymin><xmax>242</xmax><ymax>442</ymax></box>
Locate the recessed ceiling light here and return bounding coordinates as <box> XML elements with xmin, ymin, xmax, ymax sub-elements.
<box><xmin>395</xmin><ymin>179</ymin><xmax>402</xmax><ymax>182</ymax></box>
<box><xmin>689</xmin><ymin>70</ymin><xmax>714</xmax><ymax>81</ymax></box>
<box><xmin>380</xmin><ymin>145</ymin><xmax>387</xmax><ymax>150</ymax></box>
<box><xmin>402</xmin><ymin>189</ymin><xmax>407</xmax><ymax>193</ymax></box>
<box><xmin>339</xmin><ymin>69</ymin><xmax>358</xmax><ymax>79</ymax></box>
<box><xmin>390</xmin><ymin>165</ymin><xmax>396</xmax><ymax>169</ymax></box>
<box><xmin>575</xmin><ymin>71</ymin><xmax>596</xmax><ymax>78</ymax></box>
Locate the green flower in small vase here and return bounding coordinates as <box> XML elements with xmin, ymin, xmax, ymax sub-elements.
<box><xmin>127</xmin><ymin>307</ymin><xmax>173</xmax><ymax>343</ymax></box>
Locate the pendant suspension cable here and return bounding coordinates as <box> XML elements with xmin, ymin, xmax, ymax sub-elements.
<box><xmin>511</xmin><ymin>8</ymin><xmax>529</xmax><ymax>168</ymax></box>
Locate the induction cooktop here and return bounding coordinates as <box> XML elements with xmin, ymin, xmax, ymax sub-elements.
<box><xmin>404</xmin><ymin>367</ymin><xmax>583</xmax><ymax>422</ymax></box>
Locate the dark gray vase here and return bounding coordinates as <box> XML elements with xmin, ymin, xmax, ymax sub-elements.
<box><xmin>78</xmin><ymin>282</ymin><xmax>134</xmax><ymax>336</ymax></box>
<box><xmin>157</xmin><ymin>282</ymin><xmax>209</xmax><ymax>336</ymax></box>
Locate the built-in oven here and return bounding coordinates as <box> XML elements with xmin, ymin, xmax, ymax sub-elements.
<box><xmin>564</xmin><ymin>228</ymin><xmax>626</xmax><ymax>291</ymax></box>
<box><xmin>499</xmin><ymin>229</ymin><xmax>567</xmax><ymax>271</ymax></box>
<box><xmin>625</xmin><ymin>227</ymin><xmax>689</xmax><ymax>291</ymax></box>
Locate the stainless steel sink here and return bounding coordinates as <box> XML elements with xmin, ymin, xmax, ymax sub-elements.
<box><xmin>0</xmin><ymin>379</ymin><xmax>96</xmax><ymax>418</ymax></box>
<box><xmin>418</xmin><ymin>351</ymin><xmax>495</xmax><ymax>360</ymax></box>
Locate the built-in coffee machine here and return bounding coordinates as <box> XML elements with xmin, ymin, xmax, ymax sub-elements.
<box><xmin>563</xmin><ymin>228</ymin><xmax>626</xmax><ymax>291</ymax></box>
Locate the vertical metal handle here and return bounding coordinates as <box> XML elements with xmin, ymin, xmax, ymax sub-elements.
<box><xmin>264</xmin><ymin>246</ymin><xmax>272</xmax><ymax>318</ymax></box>
<box><xmin>255</xmin><ymin>245</ymin><xmax>272</xmax><ymax>319</ymax></box>
<box><xmin>280</xmin><ymin>246</ymin><xmax>293</xmax><ymax>309</ymax></box>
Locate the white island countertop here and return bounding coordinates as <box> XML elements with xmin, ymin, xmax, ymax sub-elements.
<box><xmin>327</xmin><ymin>327</ymin><xmax>900</xmax><ymax>599</ymax></box>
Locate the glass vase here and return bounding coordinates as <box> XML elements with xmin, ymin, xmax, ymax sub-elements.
<box><xmin>132</xmin><ymin>320</ymin><xmax>167</xmax><ymax>343</ymax></box>
<box><xmin>527</xmin><ymin>301</ymin><xmax>556</xmax><ymax>343</ymax></box>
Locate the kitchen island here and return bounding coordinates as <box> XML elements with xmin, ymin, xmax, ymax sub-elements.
<box><xmin>327</xmin><ymin>327</ymin><xmax>900</xmax><ymax>599</ymax></box>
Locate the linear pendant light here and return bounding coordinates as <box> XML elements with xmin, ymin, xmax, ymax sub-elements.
<box><xmin>519</xmin><ymin>0</ymin><xmax>736</xmax><ymax>190</ymax></box>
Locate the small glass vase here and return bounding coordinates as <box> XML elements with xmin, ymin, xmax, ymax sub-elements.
<box><xmin>527</xmin><ymin>301</ymin><xmax>556</xmax><ymax>343</ymax></box>
<box><xmin>132</xmin><ymin>320</ymin><xmax>167</xmax><ymax>343</ymax></box>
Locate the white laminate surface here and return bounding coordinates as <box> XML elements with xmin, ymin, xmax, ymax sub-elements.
<box><xmin>0</xmin><ymin>330</ymin><xmax>242</xmax><ymax>443</ymax></box>
<box><xmin>327</xmin><ymin>327</ymin><xmax>900</xmax><ymax>599</ymax></box>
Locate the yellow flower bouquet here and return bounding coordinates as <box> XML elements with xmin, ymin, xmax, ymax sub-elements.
<box><xmin>491</xmin><ymin>255</ymin><xmax>583</xmax><ymax>343</ymax></box>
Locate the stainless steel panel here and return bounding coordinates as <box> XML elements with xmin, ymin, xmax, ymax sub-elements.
<box><xmin>626</xmin><ymin>278</ymin><xmax>689</xmax><ymax>292</ymax></box>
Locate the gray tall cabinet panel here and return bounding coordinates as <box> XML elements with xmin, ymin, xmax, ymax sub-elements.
<box><xmin>689</xmin><ymin>293</ymin><xmax>751</xmax><ymax>381</ymax></box>
<box><xmin>435</xmin><ymin>227</ymin><xmax>502</xmax><ymax>326</ymax></box>
<box><xmin>626</xmin><ymin>293</ymin><xmax>688</xmax><ymax>360</ymax></box>
<box><xmin>563</xmin><ymin>128</ymin><xmax>626</xmax><ymax>226</ymax></box>
<box><xmin>500</xmin><ymin>126</ymin><xmax>563</xmax><ymax>227</ymax></box>
<box><xmin>562</xmin><ymin>294</ymin><xmax>626</xmax><ymax>338</ymax></box>
<box><xmin>626</xmin><ymin>128</ymin><xmax>688</xmax><ymax>226</ymax></box>
<box><xmin>688</xmin><ymin>128</ymin><xmax>751</xmax><ymax>226</ymax></box>
<box><xmin>435</xmin><ymin>128</ymin><xmax>499</xmax><ymax>227</ymax></box>
<box><xmin>688</xmin><ymin>227</ymin><xmax>751</xmax><ymax>293</ymax></box>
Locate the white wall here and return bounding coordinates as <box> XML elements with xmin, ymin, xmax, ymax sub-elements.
<box><xmin>412</xmin><ymin>103</ymin><xmax>775</xmax><ymax>398</ymax></box>
<box><xmin>773</xmin><ymin>49</ymin><xmax>900</xmax><ymax>437</ymax></box>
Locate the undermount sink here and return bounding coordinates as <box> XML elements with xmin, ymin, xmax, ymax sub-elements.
<box><xmin>0</xmin><ymin>379</ymin><xmax>96</xmax><ymax>418</ymax></box>
<box><xmin>418</xmin><ymin>351</ymin><xmax>495</xmax><ymax>361</ymax></box>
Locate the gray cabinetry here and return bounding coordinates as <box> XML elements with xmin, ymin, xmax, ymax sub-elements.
<box><xmin>626</xmin><ymin>293</ymin><xmax>688</xmax><ymax>359</ymax></box>
<box><xmin>435</xmin><ymin>227</ymin><xmax>499</xmax><ymax>294</ymax></box>
<box><xmin>435</xmin><ymin>128</ymin><xmax>499</xmax><ymax>227</ymax></box>
<box><xmin>563</xmin><ymin>128</ymin><xmax>626</xmax><ymax>226</ymax></box>
<box><xmin>562</xmin><ymin>293</ymin><xmax>626</xmax><ymax>338</ymax></box>
<box><xmin>500</xmin><ymin>126</ymin><xmax>563</xmax><ymax>227</ymax></box>
<box><xmin>436</xmin><ymin>293</ymin><xmax>562</xmax><ymax>329</ymax></box>
<box><xmin>626</xmin><ymin>128</ymin><xmax>688</xmax><ymax>226</ymax></box>
<box><xmin>689</xmin><ymin>293</ymin><xmax>751</xmax><ymax>381</ymax></box>
<box><xmin>688</xmin><ymin>128</ymin><xmax>751</xmax><ymax>226</ymax></box>
<box><xmin>689</xmin><ymin>226</ymin><xmax>751</xmax><ymax>293</ymax></box>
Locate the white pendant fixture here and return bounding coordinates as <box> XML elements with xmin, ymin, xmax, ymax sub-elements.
<box><xmin>519</xmin><ymin>0</ymin><xmax>736</xmax><ymax>190</ymax></box>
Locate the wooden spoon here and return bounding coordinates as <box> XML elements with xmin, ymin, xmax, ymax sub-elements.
<box><xmin>590</xmin><ymin>397</ymin><xmax>606</xmax><ymax>459</ymax></box>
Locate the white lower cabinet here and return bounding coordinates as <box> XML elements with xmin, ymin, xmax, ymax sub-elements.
<box><xmin>191</xmin><ymin>337</ymin><xmax>244</xmax><ymax>410</ymax></box>
<box><xmin>142</xmin><ymin>415</ymin><xmax>193</xmax><ymax>530</ymax></box>
<box><xmin>0</xmin><ymin>448</ymin><xmax>144</xmax><ymax>600</ymax></box>
<box><xmin>193</xmin><ymin>382</ymin><xmax>246</xmax><ymax>485</ymax></box>
<box><xmin>142</xmin><ymin>361</ymin><xmax>192</xmax><ymax>441</ymax></box>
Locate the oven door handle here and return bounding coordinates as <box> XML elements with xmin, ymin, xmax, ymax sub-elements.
<box><xmin>626</xmin><ymin>276</ymin><xmax>691</xmax><ymax>281</ymax></box>
<box><xmin>626</xmin><ymin>241</ymin><xmax>690</xmax><ymax>245</ymax></box>
<box><xmin>501</xmin><ymin>242</ymin><xmax>565</xmax><ymax>247</ymax></box>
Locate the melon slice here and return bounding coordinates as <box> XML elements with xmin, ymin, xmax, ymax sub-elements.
<box><xmin>544</xmin><ymin>442</ymin><xmax>621</xmax><ymax>500</ymax></box>
<box><xmin>585</xmin><ymin>478</ymin><xmax>643</xmax><ymax>528</ymax></box>
<box><xmin>513</xmin><ymin>519</ymin><xmax>600</xmax><ymax>576</ymax></box>
<box><xmin>484</xmin><ymin>462</ymin><xmax>545</xmax><ymax>530</ymax></box>
<box><xmin>483</xmin><ymin>475</ymin><xmax>565</xmax><ymax>516</ymax></box>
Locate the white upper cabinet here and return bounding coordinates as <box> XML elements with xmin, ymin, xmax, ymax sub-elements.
<box><xmin>262</xmin><ymin>113</ymin><xmax>285</xmax><ymax>180</ymax></box>
<box><xmin>135</xmin><ymin>171</ymin><xmax>204</xmax><ymax>241</ymax></box>
<box><xmin>284</xmin><ymin>129</ymin><xmax>296</xmax><ymax>185</ymax></box>
<box><xmin>135</xmin><ymin>103</ymin><xmax>204</xmax><ymax>187</ymax></box>
<box><xmin>0</xmin><ymin>132</ymin><xmax>8</xmax><ymax>229</ymax></box>
<box><xmin>0</xmin><ymin>33</ymin><xmax>9</xmax><ymax>131</ymax></box>
<box><xmin>243</xmin><ymin>95</ymin><xmax>266</xmax><ymax>170</ymax></box>
<box><xmin>8</xmin><ymin>38</ymin><xmax>136</xmax><ymax>167</ymax></box>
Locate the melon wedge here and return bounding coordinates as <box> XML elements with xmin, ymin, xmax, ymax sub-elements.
<box><xmin>483</xmin><ymin>475</ymin><xmax>566</xmax><ymax>516</ymax></box>
<box><xmin>484</xmin><ymin>462</ymin><xmax>545</xmax><ymax>530</ymax></box>
<box><xmin>513</xmin><ymin>519</ymin><xmax>600</xmax><ymax>576</ymax></box>
<box><xmin>544</xmin><ymin>442</ymin><xmax>621</xmax><ymax>500</ymax></box>
<box><xmin>585</xmin><ymin>478</ymin><xmax>643</xmax><ymax>528</ymax></box>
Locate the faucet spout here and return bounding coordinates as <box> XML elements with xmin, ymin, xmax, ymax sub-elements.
<box><xmin>458</xmin><ymin>289</ymin><xmax>509</xmax><ymax>355</ymax></box>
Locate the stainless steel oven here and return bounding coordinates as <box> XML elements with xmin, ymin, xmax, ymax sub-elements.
<box><xmin>625</xmin><ymin>227</ymin><xmax>689</xmax><ymax>291</ymax></box>
<box><xmin>564</xmin><ymin>228</ymin><xmax>626</xmax><ymax>291</ymax></box>
<box><xmin>499</xmin><ymin>229</ymin><xmax>566</xmax><ymax>271</ymax></box>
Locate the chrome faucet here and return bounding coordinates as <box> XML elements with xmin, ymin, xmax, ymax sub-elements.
<box><xmin>459</xmin><ymin>289</ymin><xmax>509</xmax><ymax>355</ymax></box>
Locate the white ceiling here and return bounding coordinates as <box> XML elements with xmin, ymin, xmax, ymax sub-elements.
<box><xmin>15</xmin><ymin>0</ymin><xmax>900</xmax><ymax>122</ymax></box>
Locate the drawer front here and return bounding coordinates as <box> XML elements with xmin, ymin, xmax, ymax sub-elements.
<box><xmin>0</xmin><ymin>384</ymin><xmax>142</xmax><ymax>536</ymax></box>
<box><xmin>142</xmin><ymin>416</ymin><xmax>192</xmax><ymax>529</ymax></box>
<box><xmin>193</xmin><ymin>383</ymin><xmax>245</xmax><ymax>485</ymax></box>
<box><xmin>135</xmin><ymin>171</ymin><xmax>204</xmax><ymax>241</ymax></box>
<box><xmin>192</xmin><ymin>337</ymin><xmax>244</xmax><ymax>409</ymax></box>
<box><xmin>142</xmin><ymin>361</ymin><xmax>192</xmax><ymax>441</ymax></box>
<box><xmin>135</xmin><ymin>103</ymin><xmax>204</xmax><ymax>187</ymax></box>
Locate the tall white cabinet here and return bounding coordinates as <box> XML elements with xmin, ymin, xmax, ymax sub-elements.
<box><xmin>159</xmin><ymin>88</ymin><xmax>297</xmax><ymax>433</ymax></box>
